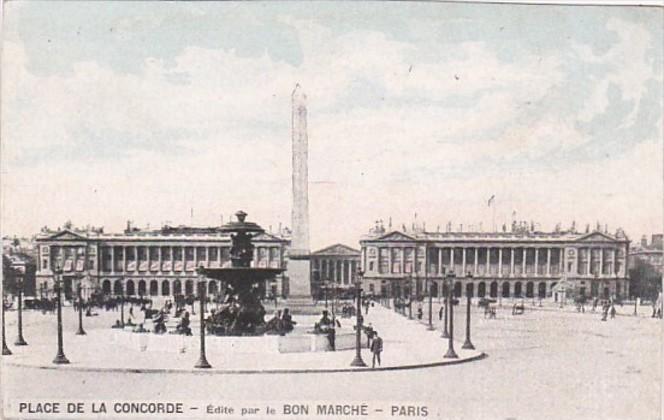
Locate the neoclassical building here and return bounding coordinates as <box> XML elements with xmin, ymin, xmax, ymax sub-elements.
<box><xmin>360</xmin><ymin>225</ymin><xmax>630</xmax><ymax>301</ymax></box>
<box><xmin>34</xmin><ymin>225</ymin><xmax>289</xmax><ymax>300</ymax></box>
<box><xmin>309</xmin><ymin>244</ymin><xmax>361</xmax><ymax>298</ymax></box>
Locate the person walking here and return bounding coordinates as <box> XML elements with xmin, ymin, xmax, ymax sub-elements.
<box><xmin>439</xmin><ymin>305</ymin><xmax>444</xmax><ymax>321</ymax></box>
<box><xmin>370</xmin><ymin>331</ymin><xmax>383</xmax><ymax>368</ymax></box>
<box><xmin>610</xmin><ymin>305</ymin><xmax>616</xmax><ymax>319</ymax></box>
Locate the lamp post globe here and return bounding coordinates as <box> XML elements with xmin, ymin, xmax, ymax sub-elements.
<box><xmin>350</xmin><ymin>269</ymin><xmax>367</xmax><ymax>367</ymax></box>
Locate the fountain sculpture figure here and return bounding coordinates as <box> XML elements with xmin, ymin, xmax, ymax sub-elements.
<box><xmin>199</xmin><ymin>211</ymin><xmax>285</xmax><ymax>335</ymax></box>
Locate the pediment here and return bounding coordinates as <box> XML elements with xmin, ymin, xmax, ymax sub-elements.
<box><xmin>376</xmin><ymin>231</ymin><xmax>417</xmax><ymax>242</ymax></box>
<box><xmin>47</xmin><ymin>229</ymin><xmax>87</xmax><ymax>241</ymax></box>
<box><xmin>312</xmin><ymin>243</ymin><xmax>360</xmax><ymax>256</ymax></box>
<box><xmin>576</xmin><ymin>232</ymin><xmax>618</xmax><ymax>243</ymax></box>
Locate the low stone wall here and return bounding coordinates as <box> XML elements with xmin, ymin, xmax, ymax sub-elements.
<box><xmin>110</xmin><ymin>329</ymin><xmax>366</xmax><ymax>354</ymax></box>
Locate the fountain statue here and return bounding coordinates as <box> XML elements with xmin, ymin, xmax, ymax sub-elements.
<box><xmin>198</xmin><ymin>211</ymin><xmax>286</xmax><ymax>336</ymax></box>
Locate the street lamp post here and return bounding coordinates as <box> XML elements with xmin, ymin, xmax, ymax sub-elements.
<box><xmin>15</xmin><ymin>268</ymin><xmax>27</xmax><ymax>346</ymax></box>
<box><xmin>444</xmin><ymin>272</ymin><xmax>458</xmax><ymax>358</ymax></box>
<box><xmin>2</xmin><ymin>285</ymin><xmax>11</xmax><ymax>356</ymax></box>
<box><xmin>76</xmin><ymin>278</ymin><xmax>86</xmax><ymax>336</ymax></box>
<box><xmin>441</xmin><ymin>279</ymin><xmax>450</xmax><ymax>339</ymax></box>
<box><xmin>427</xmin><ymin>274</ymin><xmax>434</xmax><ymax>331</ymax></box>
<box><xmin>53</xmin><ymin>265</ymin><xmax>70</xmax><ymax>364</ymax></box>
<box><xmin>194</xmin><ymin>268</ymin><xmax>211</xmax><ymax>369</ymax></box>
<box><xmin>462</xmin><ymin>294</ymin><xmax>475</xmax><ymax>350</ymax></box>
<box><xmin>350</xmin><ymin>269</ymin><xmax>367</xmax><ymax>367</ymax></box>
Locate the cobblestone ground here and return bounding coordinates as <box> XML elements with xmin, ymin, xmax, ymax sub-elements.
<box><xmin>1</xmin><ymin>301</ymin><xmax>661</xmax><ymax>420</ymax></box>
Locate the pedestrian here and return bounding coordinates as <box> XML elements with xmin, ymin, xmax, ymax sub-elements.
<box><xmin>417</xmin><ymin>306</ymin><xmax>423</xmax><ymax>320</ymax></box>
<box><xmin>370</xmin><ymin>331</ymin><xmax>383</xmax><ymax>368</ymax></box>
<box><xmin>365</xmin><ymin>322</ymin><xmax>374</xmax><ymax>348</ymax></box>
<box><xmin>610</xmin><ymin>305</ymin><xmax>616</xmax><ymax>319</ymax></box>
<box><xmin>439</xmin><ymin>305</ymin><xmax>444</xmax><ymax>321</ymax></box>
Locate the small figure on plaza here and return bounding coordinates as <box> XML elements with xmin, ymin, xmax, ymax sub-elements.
<box><xmin>364</xmin><ymin>322</ymin><xmax>375</xmax><ymax>348</ymax></box>
<box><xmin>281</xmin><ymin>308</ymin><xmax>296</xmax><ymax>333</ymax></box>
<box><xmin>370</xmin><ymin>331</ymin><xmax>383</xmax><ymax>368</ymax></box>
<box><xmin>417</xmin><ymin>305</ymin><xmax>423</xmax><ymax>320</ymax></box>
<box><xmin>153</xmin><ymin>311</ymin><xmax>167</xmax><ymax>334</ymax></box>
<box><xmin>175</xmin><ymin>311</ymin><xmax>192</xmax><ymax>335</ymax></box>
<box><xmin>111</xmin><ymin>319</ymin><xmax>123</xmax><ymax>329</ymax></box>
<box><xmin>610</xmin><ymin>305</ymin><xmax>616</xmax><ymax>319</ymax></box>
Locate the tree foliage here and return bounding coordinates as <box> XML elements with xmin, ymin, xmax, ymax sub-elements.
<box><xmin>629</xmin><ymin>258</ymin><xmax>662</xmax><ymax>300</ymax></box>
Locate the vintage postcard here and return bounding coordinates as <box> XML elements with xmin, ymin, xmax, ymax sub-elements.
<box><xmin>1</xmin><ymin>1</ymin><xmax>662</xmax><ymax>419</ymax></box>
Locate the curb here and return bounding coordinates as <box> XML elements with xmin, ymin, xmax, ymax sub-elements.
<box><xmin>2</xmin><ymin>352</ymin><xmax>487</xmax><ymax>375</ymax></box>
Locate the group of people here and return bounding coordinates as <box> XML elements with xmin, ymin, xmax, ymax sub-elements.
<box><xmin>263</xmin><ymin>308</ymin><xmax>297</xmax><ymax>335</ymax></box>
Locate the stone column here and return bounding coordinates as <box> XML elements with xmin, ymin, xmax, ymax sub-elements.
<box><xmin>387</xmin><ymin>248</ymin><xmax>393</xmax><ymax>275</ymax></box>
<box><xmin>510</xmin><ymin>248</ymin><xmax>515</xmax><ymax>277</ymax></box>
<box><xmin>546</xmin><ymin>248</ymin><xmax>551</xmax><ymax>276</ymax></box>
<box><xmin>522</xmin><ymin>248</ymin><xmax>527</xmax><ymax>275</ymax></box>
<box><xmin>498</xmin><ymin>248</ymin><xmax>503</xmax><ymax>277</ymax></box>
<box><xmin>534</xmin><ymin>248</ymin><xmax>539</xmax><ymax>276</ymax></box>
<box><xmin>587</xmin><ymin>248</ymin><xmax>591</xmax><ymax>276</ymax></box>
<box><xmin>599</xmin><ymin>248</ymin><xmax>604</xmax><ymax>276</ymax></box>
<box><xmin>474</xmin><ymin>248</ymin><xmax>479</xmax><ymax>275</ymax></box>
<box><xmin>122</xmin><ymin>246</ymin><xmax>127</xmax><ymax>272</ymax></box>
<box><xmin>401</xmin><ymin>248</ymin><xmax>406</xmax><ymax>274</ymax></box>
<box><xmin>111</xmin><ymin>246</ymin><xmax>115</xmax><ymax>274</ymax></box>
<box><xmin>559</xmin><ymin>248</ymin><xmax>564</xmax><ymax>274</ymax></box>
<box><xmin>462</xmin><ymin>247</ymin><xmax>467</xmax><ymax>276</ymax></box>
<box><xmin>158</xmin><ymin>246</ymin><xmax>163</xmax><ymax>273</ymax></box>
<box><xmin>438</xmin><ymin>248</ymin><xmax>442</xmax><ymax>275</ymax></box>
<box><xmin>450</xmin><ymin>248</ymin><xmax>455</xmax><ymax>273</ymax></box>
<box><xmin>170</xmin><ymin>246</ymin><xmax>175</xmax><ymax>274</ymax></box>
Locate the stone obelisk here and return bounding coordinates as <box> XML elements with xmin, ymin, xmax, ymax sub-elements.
<box><xmin>288</xmin><ymin>83</ymin><xmax>312</xmax><ymax>299</ymax></box>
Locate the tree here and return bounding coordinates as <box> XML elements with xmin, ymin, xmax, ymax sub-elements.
<box><xmin>629</xmin><ymin>259</ymin><xmax>662</xmax><ymax>301</ymax></box>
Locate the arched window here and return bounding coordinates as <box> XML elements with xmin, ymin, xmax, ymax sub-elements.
<box><xmin>185</xmin><ymin>280</ymin><xmax>193</xmax><ymax>296</ymax></box>
<box><xmin>126</xmin><ymin>280</ymin><xmax>135</xmax><ymax>296</ymax></box>
<box><xmin>149</xmin><ymin>280</ymin><xmax>158</xmax><ymax>296</ymax></box>
<box><xmin>209</xmin><ymin>281</ymin><xmax>218</xmax><ymax>295</ymax></box>
<box><xmin>113</xmin><ymin>280</ymin><xmax>123</xmax><ymax>295</ymax></box>
<box><xmin>514</xmin><ymin>282</ymin><xmax>522</xmax><ymax>297</ymax></box>
<box><xmin>538</xmin><ymin>282</ymin><xmax>546</xmax><ymax>298</ymax></box>
<box><xmin>502</xmin><ymin>282</ymin><xmax>510</xmax><ymax>298</ymax></box>
<box><xmin>478</xmin><ymin>282</ymin><xmax>486</xmax><ymax>297</ymax></box>
<box><xmin>162</xmin><ymin>280</ymin><xmax>170</xmax><ymax>296</ymax></box>
<box><xmin>465</xmin><ymin>282</ymin><xmax>474</xmax><ymax>298</ymax></box>
<box><xmin>138</xmin><ymin>280</ymin><xmax>146</xmax><ymax>296</ymax></box>
<box><xmin>173</xmin><ymin>280</ymin><xmax>182</xmax><ymax>295</ymax></box>
<box><xmin>454</xmin><ymin>281</ymin><xmax>462</xmax><ymax>298</ymax></box>
<box><xmin>526</xmin><ymin>282</ymin><xmax>534</xmax><ymax>298</ymax></box>
<box><xmin>102</xmin><ymin>280</ymin><xmax>111</xmax><ymax>295</ymax></box>
<box><xmin>490</xmin><ymin>281</ymin><xmax>498</xmax><ymax>298</ymax></box>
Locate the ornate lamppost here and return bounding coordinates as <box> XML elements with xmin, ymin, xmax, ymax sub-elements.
<box><xmin>441</xmin><ymin>272</ymin><xmax>450</xmax><ymax>339</ymax></box>
<box><xmin>2</xmin><ymin>281</ymin><xmax>11</xmax><ymax>356</ymax></box>
<box><xmin>194</xmin><ymin>267</ymin><xmax>211</xmax><ymax>369</ymax></box>
<box><xmin>462</xmin><ymin>273</ymin><xmax>475</xmax><ymax>350</ymax></box>
<box><xmin>444</xmin><ymin>272</ymin><xmax>458</xmax><ymax>358</ymax></box>
<box><xmin>350</xmin><ymin>269</ymin><xmax>367</xmax><ymax>367</ymax></box>
<box><xmin>53</xmin><ymin>264</ymin><xmax>70</xmax><ymax>364</ymax></box>
<box><xmin>75</xmin><ymin>275</ymin><xmax>86</xmax><ymax>335</ymax></box>
<box><xmin>426</xmin><ymin>272</ymin><xmax>434</xmax><ymax>331</ymax></box>
<box><xmin>14</xmin><ymin>266</ymin><xmax>27</xmax><ymax>346</ymax></box>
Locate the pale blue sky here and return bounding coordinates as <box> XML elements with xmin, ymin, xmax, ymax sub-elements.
<box><xmin>2</xmin><ymin>2</ymin><xmax>662</xmax><ymax>248</ymax></box>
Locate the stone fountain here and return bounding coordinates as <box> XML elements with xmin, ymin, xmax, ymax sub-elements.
<box><xmin>198</xmin><ymin>211</ymin><xmax>285</xmax><ymax>335</ymax></box>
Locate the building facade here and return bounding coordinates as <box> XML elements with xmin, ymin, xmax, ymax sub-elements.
<box><xmin>629</xmin><ymin>234</ymin><xmax>663</xmax><ymax>274</ymax></box>
<box><xmin>360</xmin><ymin>226</ymin><xmax>630</xmax><ymax>301</ymax></box>
<box><xmin>309</xmin><ymin>244</ymin><xmax>361</xmax><ymax>298</ymax></box>
<box><xmin>34</xmin><ymin>226</ymin><xmax>289</xmax><ymax>300</ymax></box>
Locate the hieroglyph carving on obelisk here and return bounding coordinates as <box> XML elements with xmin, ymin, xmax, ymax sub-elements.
<box><xmin>289</xmin><ymin>83</ymin><xmax>312</xmax><ymax>297</ymax></box>
<box><xmin>291</xmin><ymin>83</ymin><xmax>310</xmax><ymax>256</ymax></box>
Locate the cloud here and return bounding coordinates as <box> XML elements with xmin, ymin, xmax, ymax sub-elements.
<box><xmin>1</xmin><ymin>7</ymin><xmax>662</xmax><ymax>249</ymax></box>
<box><xmin>576</xmin><ymin>18</ymin><xmax>661</xmax><ymax>126</ymax></box>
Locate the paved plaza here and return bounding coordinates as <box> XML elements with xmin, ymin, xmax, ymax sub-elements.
<box><xmin>2</xmin><ymin>300</ymin><xmax>661</xmax><ymax>419</ymax></box>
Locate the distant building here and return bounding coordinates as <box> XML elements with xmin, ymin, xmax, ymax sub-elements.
<box><xmin>34</xmin><ymin>224</ymin><xmax>290</xmax><ymax>300</ymax></box>
<box><xmin>309</xmin><ymin>244</ymin><xmax>361</xmax><ymax>298</ymax></box>
<box><xmin>629</xmin><ymin>234</ymin><xmax>663</xmax><ymax>274</ymax></box>
<box><xmin>360</xmin><ymin>222</ymin><xmax>630</xmax><ymax>301</ymax></box>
